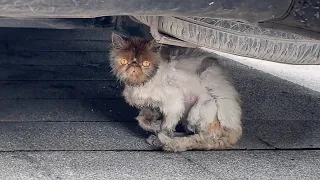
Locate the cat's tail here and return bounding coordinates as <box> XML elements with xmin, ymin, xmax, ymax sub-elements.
<box><xmin>158</xmin><ymin>121</ymin><xmax>242</xmax><ymax>152</ymax></box>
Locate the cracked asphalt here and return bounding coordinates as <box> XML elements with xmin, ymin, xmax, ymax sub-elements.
<box><xmin>0</xmin><ymin>27</ymin><xmax>319</xmax><ymax>180</ymax></box>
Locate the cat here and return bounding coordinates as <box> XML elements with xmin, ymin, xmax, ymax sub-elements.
<box><xmin>109</xmin><ymin>33</ymin><xmax>242</xmax><ymax>152</ymax></box>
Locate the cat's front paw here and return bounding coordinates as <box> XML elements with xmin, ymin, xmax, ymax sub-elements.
<box><xmin>136</xmin><ymin>114</ymin><xmax>161</xmax><ymax>133</ymax></box>
<box><xmin>146</xmin><ymin>134</ymin><xmax>163</xmax><ymax>149</ymax></box>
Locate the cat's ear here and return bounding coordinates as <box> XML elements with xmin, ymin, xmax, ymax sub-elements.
<box><xmin>111</xmin><ymin>33</ymin><xmax>127</xmax><ymax>49</ymax></box>
<box><xmin>147</xmin><ymin>39</ymin><xmax>161</xmax><ymax>52</ymax></box>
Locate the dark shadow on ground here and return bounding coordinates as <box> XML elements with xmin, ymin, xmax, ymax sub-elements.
<box><xmin>0</xmin><ymin>27</ymin><xmax>319</xmax><ymax>149</ymax></box>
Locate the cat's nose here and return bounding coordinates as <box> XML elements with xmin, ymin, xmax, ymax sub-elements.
<box><xmin>131</xmin><ymin>62</ymin><xmax>139</xmax><ymax>67</ymax></box>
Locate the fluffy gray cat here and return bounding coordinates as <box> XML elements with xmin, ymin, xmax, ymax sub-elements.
<box><xmin>109</xmin><ymin>33</ymin><xmax>242</xmax><ymax>152</ymax></box>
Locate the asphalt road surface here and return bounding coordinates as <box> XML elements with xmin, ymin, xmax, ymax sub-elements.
<box><xmin>0</xmin><ymin>27</ymin><xmax>319</xmax><ymax>180</ymax></box>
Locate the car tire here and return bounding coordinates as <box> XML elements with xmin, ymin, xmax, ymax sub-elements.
<box><xmin>133</xmin><ymin>16</ymin><xmax>320</xmax><ymax>65</ymax></box>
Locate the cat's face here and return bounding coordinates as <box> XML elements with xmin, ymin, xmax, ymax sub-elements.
<box><xmin>110</xmin><ymin>33</ymin><xmax>160</xmax><ymax>86</ymax></box>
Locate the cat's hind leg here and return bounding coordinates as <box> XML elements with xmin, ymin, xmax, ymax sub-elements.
<box><xmin>146</xmin><ymin>132</ymin><xmax>191</xmax><ymax>149</ymax></box>
<box><xmin>158</xmin><ymin>120</ymin><xmax>241</xmax><ymax>152</ymax></box>
<box><xmin>158</xmin><ymin>98</ymin><xmax>242</xmax><ymax>152</ymax></box>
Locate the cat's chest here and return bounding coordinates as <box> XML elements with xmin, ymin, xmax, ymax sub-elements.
<box><xmin>123</xmin><ymin>85</ymin><xmax>162</xmax><ymax>107</ymax></box>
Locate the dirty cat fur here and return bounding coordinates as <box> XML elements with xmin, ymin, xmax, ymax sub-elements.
<box><xmin>109</xmin><ymin>33</ymin><xmax>242</xmax><ymax>152</ymax></box>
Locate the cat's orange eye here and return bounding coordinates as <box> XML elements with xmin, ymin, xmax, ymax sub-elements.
<box><xmin>120</xmin><ymin>58</ymin><xmax>128</xmax><ymax>65</ymax></box>
<box><xmin>142</xmin><ymin>61</ymin><xmax>150</xmax><ymax>67</ymax></box>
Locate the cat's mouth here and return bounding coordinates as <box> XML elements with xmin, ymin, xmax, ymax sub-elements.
<box><xmin>127</xmin><ymin>67</ymin><xmax>139</xmax><ymax>76</ymax></box>
<box><xmin>123</xmin><ymin>66</ymin><xmax>148</xmax><ymax>86</ymax></box>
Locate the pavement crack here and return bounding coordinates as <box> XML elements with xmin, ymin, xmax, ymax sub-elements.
<box><xmin>1</xmin><ymin>148</ymin><xmax>320</xmax><ymax>153</ymax></box>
